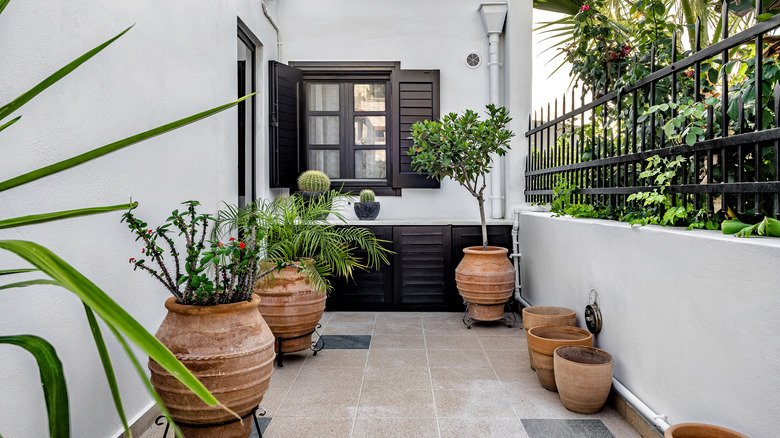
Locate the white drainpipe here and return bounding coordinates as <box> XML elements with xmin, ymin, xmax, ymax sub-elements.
<box><xmin>480</xmin><ymin>2</ymin><xmax>507</xmax><ymax>219</ymax></box>
<box><xmin>261</xmin><ymin>1</ymin><xmax>282</xmax><ymax>60</ymax></box>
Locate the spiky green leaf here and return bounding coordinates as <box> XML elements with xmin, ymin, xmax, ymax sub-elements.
<box><xmin>0</xmin><ymin>203</ymin><xmax>137</xmax><ymax>229</ymax></box>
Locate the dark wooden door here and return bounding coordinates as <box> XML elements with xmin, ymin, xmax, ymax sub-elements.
<box><xmin>393</xmin><ymin>226</ymin><xmax>453</xmax><ymax>310</ymax></box>
<box><xmin>327</xmin><ymin>226</ymin><xmax>393</xmax><ymax>310</ymax></box>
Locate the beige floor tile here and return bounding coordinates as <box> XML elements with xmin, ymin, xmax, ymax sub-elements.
<box><xmin>375</xmin><ymin>311</ymin><xmax>423</xmax><ymax>321</ymax></box>
<box><xmin>321</xmin><ymin>321</ymin><xmax>375</xmax><ymax>335</ymax></box>
<box><xmin>327</xmin><ymin>312</ymin><xmax>378</xmax><ymax>322</ymax></box>
<box><xmin>373</xmin><ymin>319</ymin><xmax>424</xmax><ymax>335</ymax></box>
<box><xmin>427</xmin><ymin>349</ymin><xmax>490</xmax><ymax>368</ymax></box>
<box><xmin>276</xmin><ymin>384</ymin><xmax>361</xmax><ymax>418</ymax></box>
<box><xmin>484</xmin><ymin>348</ymin><xmax>526</xmax><ymax>370</ymax></box>
<box><xmin>274</xmin><ymin>350</ymin><xmax>310</xmax><ymax>367</ymax></box>
<box><xmin>260</xmin><ymin>365</ymin><xmax>302</xmax><ymax>416</ymax></box>
<box><xmin>369</xmin><ymin>334</ymin><xmax>426</xmax><ymax>350</ymax></box>
<box><xmin>362</xmin><ymin>366</ymin><xmax>432</xmax><ymax>390</ymax></box>
<box><xmin>507</xmin><ymin>383</ymin><xmax>590</xmax><ymax>419</ymax></box>
<box><xmin>438</xmin><ymin>417</ymin><xmax>529</xmax><ymax>438</ymax></box>
<box><xmin>429</xmin><ymin>366</ymin><xmax>502</xmax><ymax>392</ymax></box>
<box><xmin>478</xmin><ymin>334</ymin><xmax>528</xmax><ymax>350</ymax></box>
<box><xmin>357</xmin><ymin>388</ymin><xmax>436</xmax><ymax>418</ymax></box>
<box><xmin>422</xmin><ymin>320</ymin><xmax>476</xmax><ymax>336</ymax></box>
<box><xmin>291</xmin><ymin>366</ymin><xmax>366</xmax><ymax>390</ymax></box>
<box><xmin>425</xmin><ymin>334</ymin><xmax>482</xmax><ymax>350</ymax></box>
<box><xmin>492</xmin><ymin>364</ymin><xmax>539</xmax><ymax>384</ymax></box>
<box><xmin>434</xmin><ymin>388</ymin><xmax>517</xmax><ymax>419</ymax></box>
<box><xmin>303</xmin><ymin>349</ymin><xmax>368</xmax><ymax>368</ymax></box>
<box><xmin>366</xmin><ymin>349</ymin><xmax>428</xmax><ymax>368</ymax></box>
<box><xmin>352</xmin><ymin>416</ymin><xmax>439</xmax><ymax>438</ymax></box>
<box><xmin>470</xmin><ymin>320</ymin><xmax>525</xmax><ymax>336</ymax></box>
<box><xmin>263</xmin><ymin>417</ymin><xmax>354</xmax><ymax>438</ymax></box>
<box><xmin>597</xmin><ymin>405</ymin><xmax>644</xmax><ymax>438</ymax></box>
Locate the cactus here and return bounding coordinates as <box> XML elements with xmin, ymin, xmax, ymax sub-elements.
<box><xmin>297</xmin><ymin>170</ymin><xmax>331</xmax><ymax>192</ymax></box>
<box><xmin>359</xmin><ymin>189</ymin><xmax>375</xmax><ymax>203</ymax></box>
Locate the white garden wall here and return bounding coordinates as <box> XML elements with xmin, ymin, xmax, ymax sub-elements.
<box><xmin>0</xmin><ymin>1</ymin><xmax>278</xmax><ymax>437</ymax></box>
<box><xmin>519</xmin><ymin>212</ymin><xmax>780</xmax><ymax>438</ymax></box>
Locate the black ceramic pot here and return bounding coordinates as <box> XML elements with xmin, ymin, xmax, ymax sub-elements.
<box><xmin>354</xmin><ymin>202</ymin><xmax>380</xmax><ymax>220</ymax></box>
<box><xmin>298</xmin><ymin>191</ymin><xmax>331</xmax><ymax>219</ymax></box>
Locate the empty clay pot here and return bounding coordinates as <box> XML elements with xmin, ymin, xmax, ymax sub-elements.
<box><xmin>664</xmin><ymin>423</ymin><xmax>749</xmax><ymax>438</ymax></box>
<box><xmin>522</xmin><ymin>306</ymin><xmax>576</xmax><ymax>371</ymax></box>
<box><xmin>527</xmin><ymin>325</ymin><xmax>593</xmax><ymax>391</ymax></box>
<box><xmin>554</xmin><ymin>346</ymin><xmax>614</xmax><ymax>414</ymax></box>
<box><xmin>455</xmin><ymin>246</ymin><xmax>515</xmax><ymax>322</ymax></box>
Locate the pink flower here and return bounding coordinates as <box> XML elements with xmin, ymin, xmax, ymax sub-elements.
<box><xmin>129</xmin><ymin>258</ymin><xmax>136</xmax><ymax>263</ymax></box>
<box><xmin>685</xmin><ymin>70</ymin><xmax>694</xmax><ymax>78</ymax></box>
<box><xmin>239</xmin><ymin>242</ymin><xmax>246</xmax><ymax>249</ymax></box>
<box><xmin>229</xmin><ymin>237</ymin><xmax>236</xmax><ymax>241</ymax></box>
<box><xmin>580</xmin><ymin>5</ymin><xmax>590</xmax><ymax>12</ymax></box>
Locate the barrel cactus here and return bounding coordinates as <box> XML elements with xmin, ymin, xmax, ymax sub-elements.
<box><xmin>297</xmin><ymin>170</ymin><xmax>330</xmax><ymax>192</ymax></box>
<box><xmin>359</xmin><ymin>189</ymin><xmax>375</xmax><ymax>203</ymax></box>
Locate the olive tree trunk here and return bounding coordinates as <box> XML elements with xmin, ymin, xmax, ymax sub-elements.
<box><xmin>477</xmin><ymin>195</ymin><xmax>488</xmax><ymax>251</ymax></box>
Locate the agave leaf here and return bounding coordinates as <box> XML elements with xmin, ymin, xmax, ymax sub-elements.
<box><xmin>0</xmin><ymin>203</ymin><xmax>137</xmax><ymax>229</ymax></box>
<box><xmin>0</xmin><ymin>240</ymin><xmax>220</xmax><ymax>407</ymax></box>
<box><xmin>0</xmin><ymin>95</ymin><xmax>252</xmax><ymax>193</ymax></box>
<box><xmin>0</xmin><ymin>26</ymin><xmax>133</xmax><ymax>124</ymax></box>
<box><xmin>721</xmin><ymin>219</ymin><xmax>752</xmax><ymax>234</ymax></box>
<box><xmin>83</xmin><ymin>305</ymin><xmax>129</xmax><ymax>438</ymax></box>
<box><xmin>0</xmin><ymin>115</ymin><xmax>21</xmax><ymax>134</ymax></box>
<box><xmin>761</xmin><ymin>217</ymin><xmax>780</xmax><ymax>237</ymax></box>
<box><xmin>0</xmin><ymin>268</ymin><xmax>38</xmax><ymax>275</ymax></box>
<box><xmin>0</xmin><ymin>279</ymin><xmax>58</xmax><ymax>290</ymax></box>
<box><xmin>0</xmin><ymin>335</ymin><xmax>68</xmax><ymax>438</ymax></box>
<box><xmin>0</xmin><ymin>0</ymin><xmax>10</xmax><ymax>16</ymax></box>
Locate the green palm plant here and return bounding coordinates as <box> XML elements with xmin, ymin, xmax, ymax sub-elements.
<box><xmin>0</xmin><ymin>2</ymin><xmax>248</xmax><ymax>436</ymax></box>
<box><xmin>214</xmin><ymin>190</ymin><xmax>392</xmax><ymax>292</ymax></box>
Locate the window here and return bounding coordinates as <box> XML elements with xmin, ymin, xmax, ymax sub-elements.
<box><xmin>237</xmin><ymin>28</ymin><xmax>256</xmax><ymax>207</ymax></box>
<box><xmin>269</xmin><ymin>61</ymin><xmax>440</xmax><ymax>192</ymax></box>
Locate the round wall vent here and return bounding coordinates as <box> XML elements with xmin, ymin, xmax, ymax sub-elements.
<box><xmin>466</xmin><ymin>52</ymin><xmax>482</xmax><ymax>68</ymax></box>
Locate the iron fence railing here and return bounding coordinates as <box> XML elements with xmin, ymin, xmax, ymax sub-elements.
<box><xmin>525</xmin><ymin>2</ymin><xmax>780</xmax><ymax>217</ymax></box>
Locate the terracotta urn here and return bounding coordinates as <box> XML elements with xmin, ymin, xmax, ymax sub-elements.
<box><xmin>254</xmin><ymin>260</ymin><xmax>327</xmax><ymax>353</ymax></box>
<box><xmin>149</xmin><ymin>294</ymin><xmax>275</xmax><ymax>438</ymax></box>
<box><xmin>664</xmin><ymin>423</ymin><xmax>749</xmax><ymax>438</ymax></box>
<box><xmin>455</xmin><ymin>246</ymin><xmax>515</xmax><ymax>321</ymax></box>
<box><xmin>522</xmin><ymin>306</ymin><xmax>576</xmax><ymax>371</ymax></box>
<box><xmin>527</xmin><ymin>325</ymin><xmax>593</xmax><ymax>391</ymax></box>
<box><xmin>554</xmin><ymin>346</ymin><xmax>613</xmax><ymax>414</ymax></box>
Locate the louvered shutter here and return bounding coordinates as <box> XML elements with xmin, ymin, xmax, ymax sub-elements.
<box><xmin>269</xmin><ymin>61</ymin><xmax>304</xmax><ymax>189</ymax></box>
<box><xmin>391</xmin><ymin>69</ymin><xmax>441</xmax><ymax>189</ymax></box>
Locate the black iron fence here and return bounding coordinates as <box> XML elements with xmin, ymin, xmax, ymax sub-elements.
<box><xmin>525</xmin><ymin>4</ymin><xmax>780</xmax><ymax>218</ymax></box>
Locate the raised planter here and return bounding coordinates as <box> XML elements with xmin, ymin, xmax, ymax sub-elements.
<box><xmin>149</xmin><ymin>294</ymin><xmax>275</xmax><ymax>438</ymax></box>
<box><xmin>522</xmin><ymin>306</ymin><xmax>576</xmax><ymax>371</ymax></box>
<box><xmin>664</xmin><ymin>423</ymin><xmax>749</xmax><ymax>438</ymax></box>
<box><xmin>554</xmin><ymin>346</ymin><xmax>613</xmax><ymax>414</ymax></box>
<box><xmin>455</xmin><ymin>246</ymin><xmax>515</xmax><ymax>321</ymax></box>
<box><xmin>527</xmin><ymin>325</ymin><xmax>593</xmax><ymax>391</ymax></box>
<box><xmin>254</xmin><ymin>262</ymin><xmax>327</xmax><ymax>354</ymax></box>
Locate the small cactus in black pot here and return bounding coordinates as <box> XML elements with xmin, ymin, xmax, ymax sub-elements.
<box><xmin>354</xmin><ymin>189</ymin><xmax>380</xmax><ymax>220</ymax></box>
<box><xmin>297</xmin><ymin>170</ymin><xmax>332</xmax><ymax>219</ymax></box>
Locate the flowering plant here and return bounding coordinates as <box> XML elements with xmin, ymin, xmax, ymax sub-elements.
<box><xmin>121</xmin><ymin>200</ymin><xmax>264</xmax><ymax>305</ymax></box>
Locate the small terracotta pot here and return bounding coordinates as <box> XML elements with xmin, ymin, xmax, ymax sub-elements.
<box><xmin>149</xmin><ymin>294</ymin><xmax>275</xmax><ymax>438</ymax></box>
<box><xmin>527</xmin><ymin>325</ymin><xmax>593</xmax><ymax>391</ymax></box>
<box><xmin>254</xmin><ymin>260</ymin><xmax>326</xmax><ymax>353</ymax></box>
<box><xmin>455</xmin><ymin>246</ymin><xmax>515</xmax><ymax>321</ymax></box>
<box><xmin>522</xmin><ymin>306</ymin><xmax>576</xmax><ymax>371</ymax></box>
<box><xmin>664</xmin><ymin>423</ymin><xmax>749</xmax><ymax>438</ymax></box>
<box><xmin>554</xmin><ymin>346</ymin><xmax>613</xmax><ymax>414</ymax></box>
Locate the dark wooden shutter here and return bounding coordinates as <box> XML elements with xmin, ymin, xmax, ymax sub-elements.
<box><xmin>393</xmin><ymin>226</ymin><xmax>452</xmax><ymax>305</ymax></box>
<box><xmin>269</xmin><ymin>61</ymin><xmax>304</xmax><ymax>189</ymax></box>
<box><xmin>391</xmin><ymin>68</ymin><xmax>440</xmax><ymax>189</ymax></box>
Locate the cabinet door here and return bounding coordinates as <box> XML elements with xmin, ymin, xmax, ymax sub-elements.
<box><xmin>327</xmin><ymin>226</ymin><xmax>393</xmax><ymax>310</ymax></box>
<box><xmin>393</xmin><ymin>226</ymin><xmax>452</xmax><ymax>307</ymax></box>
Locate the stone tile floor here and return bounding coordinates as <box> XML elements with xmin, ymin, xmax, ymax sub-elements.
<box><xmin>140</xmin><ymin>311</ymin><xmax>642</xmax><ymax>438</ymax></box>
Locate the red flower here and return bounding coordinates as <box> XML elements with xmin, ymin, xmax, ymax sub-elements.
<box><xmin>218</xmin><ymin>242</ymin><xmax>224</xmax><ymax>247</ymax></box>
<box><xmin>239</xmin><ymin>242</ymin><xmax>246</xmax><ymax>249</ymax></box>
<box><xmin>147</xmin><ymin>229</ymin><xmax>152</xmax><ymax>235</ymax></box>
<box><xmin>129</xmin><ymin>258</ymin><xmax>136</xmax><ymax>263</ymax></box>
<box><xmin>141</xmin><ymin>248</ymin><xmax>145</xmax><ymax>253</ymax></box>
<box><xmin>229</xmin><ymin>237</ymin><xmax>236</xmax><ymax>241</ymax></box>
<box><xmin>685</xmin><ymin>70</ymin><xmax>694</xmax><ymax>78</ymax></box>
<box><xmin>580</xmin><ymin>5</ymin><xmax>590</xmax><ymax>12</ymax></box>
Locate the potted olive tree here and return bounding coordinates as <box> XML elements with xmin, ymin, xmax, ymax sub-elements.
<box><xmin>409</xmin><ymin>104</ymin><xmax>516</xmax><ymax>322</ymax></box>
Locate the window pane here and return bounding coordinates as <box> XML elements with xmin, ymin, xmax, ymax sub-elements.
<box><xmin>309</xmin><ymin>150</ymin><xmax>340</xmax><ymax>179</ymax></box>
<box><xmin>355</xmin><ymin>150</ymin><xmax>386</xmax><ymax>179</ymax></box>
<box><xmin>308</xmin><ymin>83</ymin><xmax>339</xmax><ymax>111</ymax></box>
<box><xmin>354</xmin><ymin>116</ymin><xmax>386</xmax><ymax>145</ymax></box>
<box><xmin>354</xmin><ymin>84</ymin><xmax>385</xmax><ymax>112</ymax></box>
<box><xmin>309</xmin><ymin>116</ymin><xmax>339</xmax><ymax>144</ymax></box>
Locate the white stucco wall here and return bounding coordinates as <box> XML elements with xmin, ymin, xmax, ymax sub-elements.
<box><xmin>0</xmin><ymin>1</ymin><xmax>277</xmax><ymax>437</ymax></box>
<box><xmin>272</xmin><ymin>0</ymin><xmax>532</xmax><ymax>221</ymax></box>
<box><xmin>519</xmin><ymin>212</ymin><xmax>780</xmax><ymax>438</ymax></box>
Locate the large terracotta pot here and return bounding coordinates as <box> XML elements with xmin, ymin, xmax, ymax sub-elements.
<box><xmin>664</xmin><ymin>423</ymin><xmax>749</xmax><ymax>438</ymax></box>
<box><xmin>455</xmin><ymin>246</ymin><xmax>515</xmax><ymax>321</ymax></box>
<box><xmin>527</xmin><ymin>325</ymin><xmax>593</xmax><ymax>391</ymax></box>
<box><xmin>254</xmin><ymin>261</ymin><xmax>326</xmax><ymax>353</ymax></box>
<box><xmin>554</xmin><ymin>346</ymin><xmax>613</xmax><ymax>414</ymax></box>
<box><xmin>149</xmin><ymin>294</ymin><xmax>275</xmax><ymax>438</ymax></box>
<box><xmin>522</xmin><ymin>306</ymin><xmax>576</xmax><ymax>371</ymax></box>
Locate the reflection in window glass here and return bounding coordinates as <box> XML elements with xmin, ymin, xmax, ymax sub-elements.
<box><xmin>309</xmin><ymin>116</ymin><xmax>339</xmax><ymax>144</ymax></box>
<box><xmin>308</xmin><ymin>83</ymin><xmax>339</xmax><ymax>111</ymax></box>
<box><xmin>309</xmin><ymin>150</ymin><xmax>340</xmax><ymax>179</ymax></box>
<box><xmin>355</xmin><ymin>150</ymin><xmax>386</xmax><ymax>179</ymax></box>
<box><xmin>354</xmin><ymin>84</ymin><xmax>385</xmax><ymax>112</ymax></box>
<box><xmin>354</xmin><ymin>116</ymin><xmax>386</xmax><ymax>145</ymax></box>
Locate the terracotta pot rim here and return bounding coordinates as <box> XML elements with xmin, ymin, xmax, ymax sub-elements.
<box><xmin>462</xmin><ymin>246</ymin><xmax>509</xmax><ymax>255</ymax></box>
<box><xmin>164</xmin><ymin>293</ymin><xmax>261</xmax><ymax>315</ymax></box>
<box><xmin>554</xmin><ymin>345</ymin><xmax>614</xmax><ymax>366</ymax></box>
<box><xmin>528</xmin><ymin>325</ymin><xmax>592</xmax><ymax>340</ymax></box>
<box><xmin>665</xmin><ymin>423</ymin><xmax>749</xmax><ymax>438</ymax></box>
<box><xmin>522</xmin><ymin>306</ymin><xmax>576</xmax><ymax>317</ymax></box>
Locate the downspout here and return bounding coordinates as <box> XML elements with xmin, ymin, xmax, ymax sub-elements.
<box><xmin>261</xmin><ymin>1</ymin><xmax>282</xmax><ymax>60</ymax></box>
<box><xmin>480</xmin><ymin>3</ymin><xmax>508</xmax><ymax>219</ymax></box>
